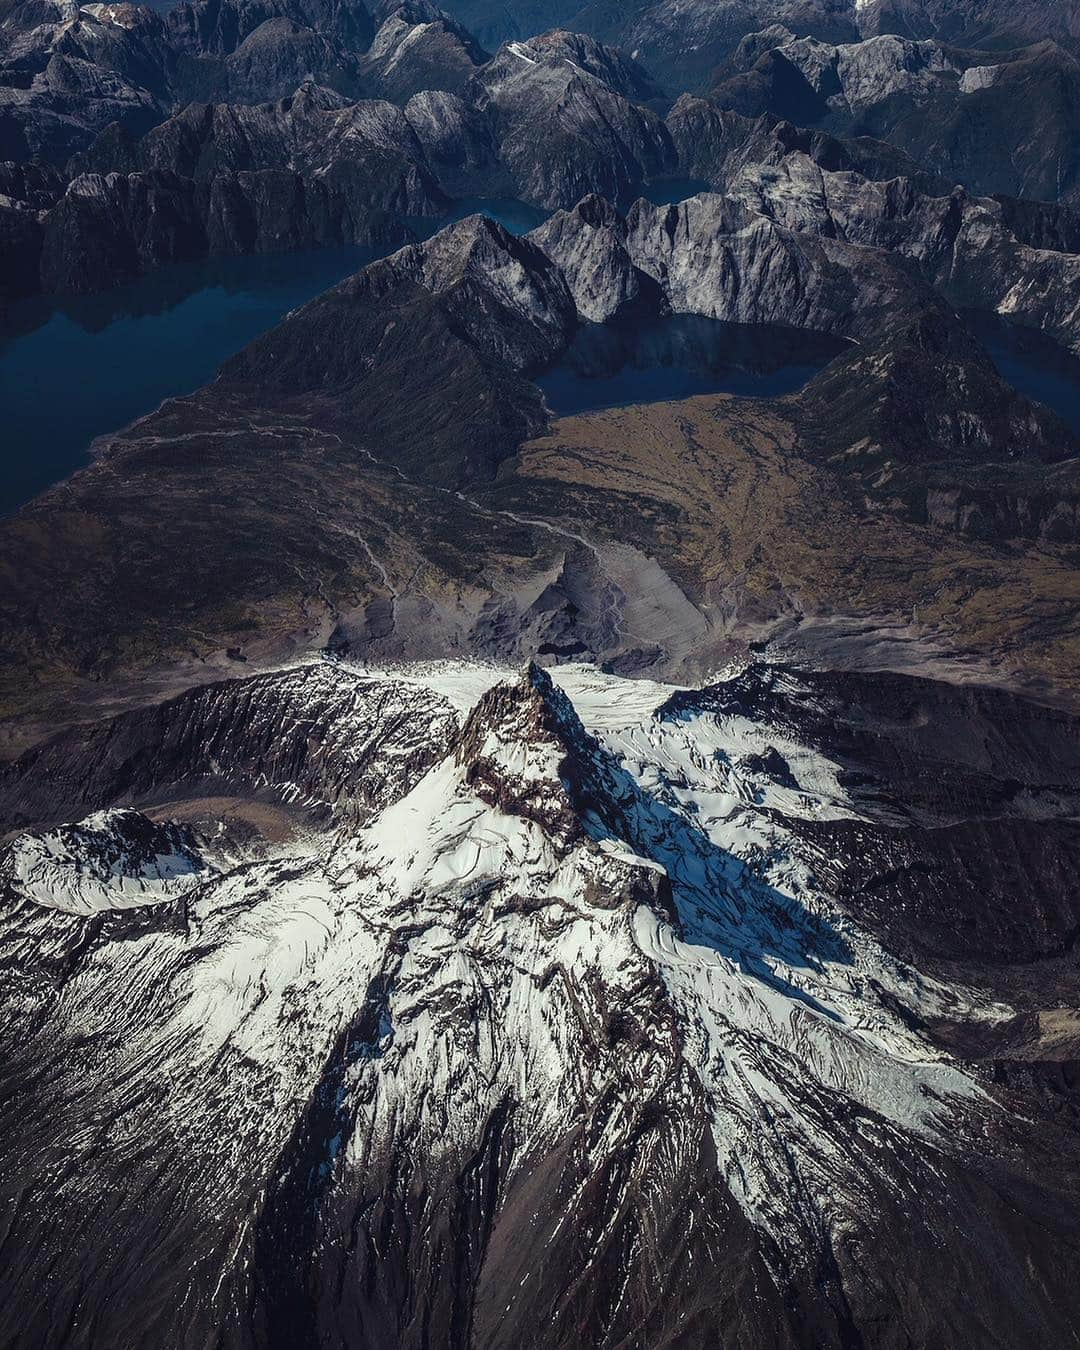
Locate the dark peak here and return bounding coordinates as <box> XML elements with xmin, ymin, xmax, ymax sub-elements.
<box><xmin>624</xmin><ymin>188</ymin><xmax>740</xmax><ymax>234</ymax></box>
<box><xmin>761</xmin><ymin>117</ymin><xmax>947</xmax><ymax>190</ymax></box>
<box><xmin>566</xmin><ymin>192</ymin><xmax>623</xmax><ymax>230</ymax></box>
<box><xmin>532</xmin><ymin>191</ymin><xmax>626</xmax><ymax>245</ymax></box>
<box><xmin>729</xmin><ymin>23</ymin><xmax>799</xmax><ymax>70</ymax></box>
<box><xmin>657</xmin><ymin>661</ymin><xmax>804</xmax><ymax>729</ymax></box>
<box><xmin>416</xmin><ymin>208</ymin><xmax>523</xmax><ymax>280</ymax></box>
<box><xmin>283</xmin><ymin>79</ymin><xmax>351</xmax><ymax>112</ymax></box>
<box><xmin>453</xmin><ymin>664</ymin><xmax>590</xmax><ymax>850</ymax></box>
<box><xmin>165</xmin><ymin>0</ymin><xmax>374</xmax><ymax>58</ymax></box>
<box><xmin>667</xmin><ymin>90</ymin><xmax>705</xmax><ymax>115</ymax></box>
<box><xmin>902</xmin><ymin>307</ymin><xmax>978</xmax><ymax>357</ymax></box>
<box><xmin>372</xmin><ymin>0</ymin><xmax>440</xmax><ymax>20</ymax></box>
<box><xmin>412</xmin><ymin>210</ymin><xmax>576</xmax><ymax>333</ymax></box>
<box><xmin>487</xmin><ymin>26</ymin><xmax>662</xmax><ymax>100</ymax></box>
<box><xmin>799</xmin><ymin>306</ymin><xmax>1080</xmax><ymax>487</ymax></box>
<box><xmin>368</xmin><ymin>0</ymin><xmax>488</xmax><ymax>61</ymax></box>
<box><xmin>456</xmin><ymin>662</ymin><xmax>585</xmax><ymax>770</ymax></box>
<box><xmin>447</xmin><ymin>207</ymin><xmax>514</xmax><ymax>249</ymax></box>
<box><xmin>1009</xmin><ymin>36</ymin><xmax>1078</xmax><ymax>68</ymax></box>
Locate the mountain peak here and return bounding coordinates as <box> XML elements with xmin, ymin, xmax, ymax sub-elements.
<box><xmin>3</xmin><ymin>806</ymin><xmax>208</xmax><ymax>915</ymax></box>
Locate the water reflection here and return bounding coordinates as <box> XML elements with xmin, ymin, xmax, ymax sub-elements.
<box><xmin>639</xmin><ymin>177</ymin><xmax>711</xmax><ymax>206</ymax></box>
<box><xmin>537</xmin><ymin>314</ymin><xmax>849</xmax><ymax>416</ymax></box>
<box><xmin>0</xmin><ymin>198</ymin><xmax>550</xmax><ymax>515</ymax></box>
<box><xmin>969</xmin><ymin>312</ymin><xmax>1080</xmax><ymax>437</ymax></box>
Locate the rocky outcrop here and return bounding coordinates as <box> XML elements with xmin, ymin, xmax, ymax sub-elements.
<box><xmin>440</xmin><ymin>0</ymin><xmax>1080</xmax><ymax>92</ymax></box>
<box><xmin>164</xmin><ymin>0</ymin><xmax>373</xmax><ymax>57</ymax></box>
<box><xmin>796</xmin><ymin>309</ymin><xmax>1080</xmax><ymax>539</ymax></box>
<box><xmin>528</xmin><ymin>192</ymin><xmax>659</xmax><ymax>322</ymax></box>
<box><xmin>76</xmin><ymin>86</ymin><xmax>439</xmax><ymax>196</ymax></box>
<box><xmin>665</xmin><ymin>97</ymin><xmax>946</xmax><ymax>194</ymax></box>
<box><xmin>0</xmin><ymin>662</ymin><xmax>460</xmax><ymax>829</ymax></box>
<box><xmin>711</xmin><ymin>27</ymin><xmax>1080</xmax><ymax>206</ymax></box>
<box><xmin>217</xmin><ymin>212</ymin><xmax>575</xmax><ymax>476</ymax></box>
<box><xmin>401</xmin><ymin>84</ymin><xmax>507</xmax><ymax>194</ymax></box>
<box><xmin>664</xmin><ymin>663</ymin><xmax>1080</xmax><ymax>968</ymax></box>
<box><xmin>170</xmin><ymin>16</ymin><xmax>367</xmax><ymax>103</ymax></box>
<box><xmin>0</xmin><ymin>0</ymin><xmax>171</xmax><ymax>161</ymax></box>
<box><xmin>2</xmin><ymin>806</ymin><xmax>208</xmax><ymax>912</ymax></box>
<box><xmin>3</xmin><ymin>658</ymin><xmax>1080</xmax><ymax>1347</ymax></box>
<box><xmin>2</xmin><ymin>85</ymin><xmax>446</xmax><ymax>296</ymax></box>
<box><xmin>531</xmin><ymin>188</ymin><xmax>939</xmax><ymax>334</ymax></box>
<box><xmin>9</xmin><ymin>158</ymin><xmax>413</xmax><ymax>295</ymax></box>
<box><xmin>622</xmin><ymin>190</ymin><xmax>934</xmax><ymax>337</ymax></box>
<box><xmin>465</xmin><ymin>30</ymin><xmax>675</xmax><ymax>207</ymax></box>
<box><xmin>358</xmin><ymin>0</ymin><xmax>488</xmax><ymax>102</ymax></box>
<box><xmin>655</xmin><ymin>113</ymin><xmax>1080</xmax><ymax>360</ymax></box>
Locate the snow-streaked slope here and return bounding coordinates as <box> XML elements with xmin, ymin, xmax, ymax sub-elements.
<box><xmin>4</xmin><ymin>808</ymin><xmax>208</xmax><ymax>914</ymax></box>
<box><xmin>0</xmin><ymin>657</ymin><xmax>1042</xmax><ymax>1347</ymax></box>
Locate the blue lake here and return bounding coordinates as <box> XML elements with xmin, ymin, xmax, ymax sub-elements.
<box><xmin>536</xmin><ymin>314</ymin><xmax>849</xmax><ymax>416</ymax></box>
<box><xmin>640</xmin><ymin>178</ymin><xmax>711</xmax><ymax>206</ymax></box>
<box><xmin>0</xmin><ymin>199</ymin><xmax>545</xmax><ymax>516</ymax></box>
<box><xmin>971</xmin><ymin>314</ymin><xmax>1080</xmax><ymax>437</ymax></box>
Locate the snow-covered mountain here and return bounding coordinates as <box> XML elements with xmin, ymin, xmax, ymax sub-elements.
<box><xmin>2</xmin><ymin>657</ymin><xmax>1078</xmax><ymax>1347</ymax></box>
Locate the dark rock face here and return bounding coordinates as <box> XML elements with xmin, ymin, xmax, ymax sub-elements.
<box><xmin>0</xmin><ymin>0</ymin><xmax>374</xmax><ymax>164</ymax></box>
<box><xmin>219</xmin><ymin>212</ymin><xmax>575</xmax><ymax>478</ymax></box>
<box><xmin>3</xmin><ymin>86</ymin><xmax>445</xmax><ymax>296</ymax></box>
<box><xmin>3</xmin><ymin>660</ymin><xmax>1080</xmax><ymax>1349</ymax></box>
<box><xmin>171</xmin><ymin>16</ymin><xmax>368</xmax><ymax>103</ymax></box>
<box><xmin>620</xmin><ymin>190</ymin><xmax>935</xmax><ymax>338</ymax></box>
<box><xmin>666</xmin><ymin>97</ymin><xmax>949</xmax><ymax>194</ymax></box>
<box><xmin>438</xmin><ymin>0</ymin><xmax>1080</xmax><ymax>91</ymax></box>
<box><xmin>797</xmin><ymin>309</ymin><xmax>1080</xmax><ymax>539</ymax></box>
<box><xmin>0</xmin><ymin>0</ymin><xmax>171</xmax><ymax>161</ymax></box>
<box><xmin>0</xmin><ymin>156</ymin><xmax>63</xmax><ymax>297</ymax></box>
<box><xmin>34</xmin><ymin>164</ymin><xmax>412</xmax><ymax>292</ymax></box>
<box><xmin>530</xmin><ymin>192</ymin><xmax>661</xmax><ymax>321</ymax></box>
<box><xmin>0</xmin><ymin>15</ymin><xmax>693</xmax><ymax>299</ymax></box>
<box><xmin>466</xmin><ymin>31</ymin><xmax>675</xmax><ymax>207</ymax></box>
<box><xmin>358</xmin><ymin>0</ymin><xmax>488</xmax><ymax>102</ymax></box>
<box><xmin>663</xmin><ymin>665</ymin><xmax>1080</xmax><ymax>972</ymax></box>
<box><xmin>0</xmin><ymin>661</ymin><xmax>460</xmax><ymax>830</ymax></box>
<box><xmin>164</xmin><ymin>0</ymin><xmax>374</xmax><ymax>57</ymax></box>
<box><xmin>710</xmin><ymin>28</ymin><xmax>1080</xmax><ymax>207</ymax></box>
<box><xmin>401</xmin><ymin>85</ymin><xmax>507</xmax><ymax>194</ymax></box>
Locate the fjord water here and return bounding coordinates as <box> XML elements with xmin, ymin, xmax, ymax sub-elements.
<box><xmin>0</xmin><ymin>200</ymin><xmax>544</xmax><ymax>517</ymax></box>
<box><xmin>972</xmin><ymin>313</ymin><xmax>1080</xmax><ymax>436</ymax></box>
<box><xmin>537</xmin><ymin>314</ymin><xmax>849</xmax><ymax>416</ymax></box>
<box><xmin>0</xmin><ymin>183</ymin><xmax>739</xmax><ymax>516</ymax></box>
<box><xmin>0</xmin><ymin>246</ymin><xmax>383</xmax><ymax>516</ymax></box>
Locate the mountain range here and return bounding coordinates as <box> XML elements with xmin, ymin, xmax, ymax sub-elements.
<box><xmin>2</xmin><ymin>0</ymin><xmax>1080</xmax><ymax>1346</ymax></box>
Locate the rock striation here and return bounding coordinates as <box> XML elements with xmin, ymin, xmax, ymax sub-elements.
<box><xmin>2</xmin><ymin>658</ymin><xmax>1079</xmax><ymax>1347</ymax></box>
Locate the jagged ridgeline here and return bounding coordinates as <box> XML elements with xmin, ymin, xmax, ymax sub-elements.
<box><xmin>3</xmin><ymin>0</ymin><xmax>1080</xmax><ymax>1345</ymax></box>
<box><xmin>2</xmin><ymin>659</ymin><xmax>1080</xmax><ymax>1347</ymax></box>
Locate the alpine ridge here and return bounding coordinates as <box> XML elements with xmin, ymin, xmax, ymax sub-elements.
<box><xmin>1</xmin><ymin>658</ymin><xmax>1079</xmax><ymax>1347</ymax></box>
<box><xmin>4</xmin><ymin>0</ymin><xmax>1080</xmax><ymax>1341</ymax></box>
